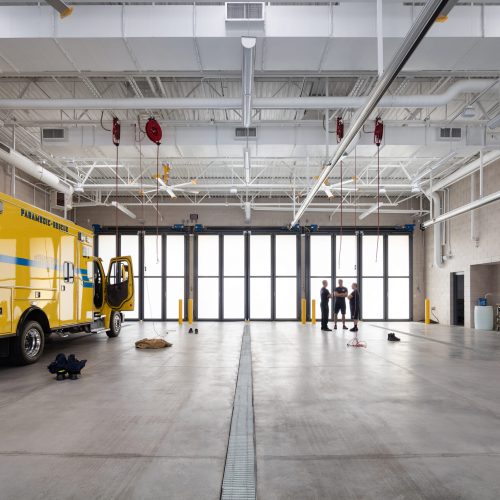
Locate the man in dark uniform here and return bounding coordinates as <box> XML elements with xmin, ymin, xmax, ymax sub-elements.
<box><xmin>348</xmin><ymin>283</ymin><xmax>360</xmax><ymax>332</ymax></box>
<box><xmin>320</xmin><ymin>280</ymin><xmax>332</xmax><ymax>331</ymax></box>
<box><xmin>334</xmin><ymin>279</ymin><xmax>349</xmax><ymax>330</ymax></box>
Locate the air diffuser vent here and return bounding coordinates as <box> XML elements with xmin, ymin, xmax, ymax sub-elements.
<box><xmin>42</xmin><ymin>128</ymin><xmax>66</xmax><ymax>141</ymax></box>
<box><xmin>235</xmin><ymin>127</ymin><xmax>257</xmax><ymax>139</ymax></box>
<box><xmin>438</xmin><ymin>127</ymin><xmax>462</xmax><ymax>140</ymax></box>
<box><xmin>226</xmin><ymin>2</ymin><xmax>264</xmax><ymax>21</ymax></box>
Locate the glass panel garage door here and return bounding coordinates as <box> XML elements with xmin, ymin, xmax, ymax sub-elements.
<box><xmin>310</xmin><ymin>235</ymin><xmax>332</xmax><ymax>322</ymax></box>
<box><xmin>275</xmin><ymin>235</ymin><xmax>297</xmax><ymax>319</ymax></box>
<box><xmin>362</xmin><ymin>235</ymin><xmax>384</xmax><ymax>320</ymax></box>
<box><xmin>388</xmin><ymin>235</ymin><xmax>410</xmax><ymax>320</ymax></box>
<box><xmin>120</xmin><ymin>234</ymin><xmax>139</xmax><ymax>320</ymax></box>
<box><xmin>197</xmin><ymin>235</ymin><xmax>219</xmax><ymax>319</ymax></box>
<box><xmin>223</xmin><ymin>235</ymin><xmax>245</xmax><ymax>320</ymax></box>
<box><xmin>166</xmin><ymin>235</ymin><xmax>185</xmax><ymax>320</ymax></box>
<box><xmin>250</xmin><ymin>235</ymin><xmax>271</xmax><ymax>319</ymax></box>
<box><xmin>144</xmin><ymin>235</ymin><xmax>162</xmax><ymax>320</ymax></box>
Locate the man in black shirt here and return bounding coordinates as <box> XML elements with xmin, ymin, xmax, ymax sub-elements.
<box><xmin>348</xmin><ymin>283</ymin><xmax>360</xmax><ymax>332</ymax></box>
<box><xmin>320</xmin><ymin>280</ymin><xmax>332</xmax><ymax>331</ymax></box>
<box><xmin>334</xmin><ymin>279</ymin><xmax>349</xmax><ymax>330</ymax></box>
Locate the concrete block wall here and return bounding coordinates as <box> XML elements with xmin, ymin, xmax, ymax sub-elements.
<box><xmin>424</xmin><ymin>159</ymin><xmax>500</xmax><ymax>327</ymax></box>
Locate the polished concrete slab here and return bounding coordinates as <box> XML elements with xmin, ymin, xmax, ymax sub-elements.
<box><xmin>252</xmin><ymin>321</ymin><xmax>500</xmax><ymax>500</ymax></box>
<box><xmin>1</xmin><ymin>321</ymin><xmax>500</xmax><ymax>499</ymax></box>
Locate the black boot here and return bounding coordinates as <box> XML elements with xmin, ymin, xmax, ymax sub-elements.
<box><xmin>188</xmin><ymin>327</ymin><xmax>193</xmax><ymax>333</ymax></box>
<box><xmin>195</xmin><ymin>328</ymin><xmax>199</xmax><ymax>334</ymax></box>
<box><xmin>388</xmin><ymin>333</ymin><xmax>400</xmax><ymax>342</ymax></box>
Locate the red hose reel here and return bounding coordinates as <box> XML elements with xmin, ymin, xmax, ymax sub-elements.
<box><xmin>336</xmin><ymin>117</ymin><xmax>344</xmax><ymax>143</ymax></box>
<box><xmin>112</xmin><ymin>117</ymin><xmax>121</xmax><ymax>147</ymax></box>
<box><xmin>374</xmin><ymin>117</ymin><xmax>384</xmax><ymax>147</ymax></box>
<box><xmin>146</xmin><ymin>117</ymin><xmax>163</xmax><ymax>145</ymax></box>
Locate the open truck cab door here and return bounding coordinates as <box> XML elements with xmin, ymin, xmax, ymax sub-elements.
<box><xmin>91</xmin><ymin>256</ymin><xmax>134</xmax><ymax>338</ymax></box>
<box><xmin>106</xmin><ymin>256</ymin><xmax>134</xmax><ymax>311</ymax></box>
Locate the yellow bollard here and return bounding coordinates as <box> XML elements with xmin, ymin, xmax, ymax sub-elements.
<box><xmin>178</xmin><ymin>299</ymin><xmax>183</xmax><ymax>324</ymax></box>
<box><xmin>188</xmin><ymin>298</ymin><xmax>193</xmax><ymax>325</ymax></box>
<box><xmin>301</xmin><ymin>298</ymin><xmax>306</xmax><ymax>325</ymax></box>
<box><xmin>425</xmin><ymin>298</ymin><xmax>430</xmax><ymax>324</ymax></box>
<box><xmin>311</xmin><ymin>300</ymin><xmax>316</xmax><ymax>325</ymax></box>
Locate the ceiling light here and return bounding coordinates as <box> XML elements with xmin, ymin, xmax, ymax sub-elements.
<box><xmin>74</xmin><ymin>185</ymin><xmax>84</xmax><ymax>193</ymax></box>
<box><xmin>230</xmin><ymin>187</ymin><xmax>238</xmax><ymax>194</ymax></box>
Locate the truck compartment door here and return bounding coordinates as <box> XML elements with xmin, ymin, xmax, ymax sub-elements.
<box><xmin>0</xmin><ymin>288</ymin><xmax>12</xmax><ymax>335</ymax></box>
<box><xmin>106</xmin><ymin>257</ymin><xmax>134</xmax><ymax>311</ymax></box>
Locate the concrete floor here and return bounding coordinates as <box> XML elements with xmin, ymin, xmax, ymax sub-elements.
<box><xmin>1</xmin><ymin>321</ymin><xmax>500</xmax><ymax>499</ymax></box>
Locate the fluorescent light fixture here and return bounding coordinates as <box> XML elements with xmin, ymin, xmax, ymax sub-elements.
<box><xmin>110</xmin><ymin>201</ymin><xmax>136</xmax><ymax>220</ymax></box>
<box><xmin>242</xmin><ymin>37</ymin><xmax>256</xmax><ymax>128</ymax></box>
<box><xmin>230</xmin><ymin>187</ymin><xmax>238</xmax><ymax>194</ymax></box>
<box><xmin>244</xmin><ymin>148</ymin><xmax>250</xmax><ymax>183</ymax></box>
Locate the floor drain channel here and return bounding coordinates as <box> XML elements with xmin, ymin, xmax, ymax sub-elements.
<box><xmin>221</xmin><ymin>325</ymin><xmax>256</xmax><ymax>500</ymax></box>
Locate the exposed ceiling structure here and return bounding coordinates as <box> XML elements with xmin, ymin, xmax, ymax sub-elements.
<box><xmin>1</xmin><ymin>1</ymin><xmax>500</xmax><ymax>220</ymax></box>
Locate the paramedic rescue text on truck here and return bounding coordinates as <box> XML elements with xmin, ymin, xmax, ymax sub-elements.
<box><xmin>0</xmin><ymin>192</ymin><xmax>135</xmax><ymax>365</ymax></box>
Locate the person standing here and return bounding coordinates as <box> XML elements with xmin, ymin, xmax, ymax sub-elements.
<box><xmin>348</xmin><ymin>283</ymin><xmax>360</xmax><ymax>332</ymax></box>
<box><xmin>334</xmin><ymin>279</ymin><xmax>349</xmax><ymax>330</ymax></box>
<box><xmin>320</xmin><ymin>280</ymin><xmax>332</xmax><ymax>331</ymax></box>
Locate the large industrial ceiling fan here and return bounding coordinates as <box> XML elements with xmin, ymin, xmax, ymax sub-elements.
<box><xmin>145</xmin><ymin>179</ymin><xmax>199</xmax><ymax>198</ymax></box>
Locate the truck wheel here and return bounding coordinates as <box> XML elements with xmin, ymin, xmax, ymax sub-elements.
<box><xmin>106</xmin><ymin>311</ymin><xmax>121</xmax><ymax>338</ymax></box>
<box><xmin>11</xmin><ymin>320</ymin><xmax>45</xmax><ymax>365</ymax></box>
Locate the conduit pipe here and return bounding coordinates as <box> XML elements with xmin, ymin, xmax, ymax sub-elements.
<box><xmin>431</xmin><ymin>192</ymin><xmax>444</xmax><ymax>268</ymax></box>
<box><xmin>241</xmin><ymin>37</ymin><xmax>256</xmax><ymax>128</ymax></box>
<box><xmin>0</xmin><ymin>142</ymin><xmax>73</xmax><ymax>198</ymax></box>
<box><xmin>291</xmin><ymin>0</ymin><xmax>450</xmax><ymax>227</ymax></box>
<box><xmin>0</xmin><ymin>80</ymin><xmax>495</xmax><ymax>111</ymax></box>
<box><xmin>423</xmin><ymin>190</ymin><xmax>500</xmax><ymax>229</ymax></box>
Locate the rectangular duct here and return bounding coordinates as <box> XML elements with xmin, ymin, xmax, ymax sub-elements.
<box><xmin>235</xmin><ymin>127</ymin><xmax>257</xmax><ymax>139</ymax></box>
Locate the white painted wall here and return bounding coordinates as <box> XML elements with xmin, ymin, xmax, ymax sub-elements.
<box><xmin>424</xmin><ymin>159</ymin><xmax>500</xmax><ymax>327</ymax></box>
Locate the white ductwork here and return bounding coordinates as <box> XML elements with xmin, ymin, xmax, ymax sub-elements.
<box><xmin>0</xmin><ymin>80</ymin><xmax>495</xmax><ymax>111</ymax></box>
<box><xmin>242</xmin><ymin>37</ymin><xmax>256</xmax><ymax>128</ymax></box>
<box><xmin>431</xmin><ymin>192</ymin><xmax>444</xmax><ymax>268</ymax></box>
<box><xmin>0</xmin><ymin>143</ymin><xmax>73</xmax><ymax>199</ymax></box>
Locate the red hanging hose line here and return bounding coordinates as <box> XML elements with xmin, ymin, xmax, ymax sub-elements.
<box><xmin>354</xmin><ymin>147</ymin><xmax>357</xmax><ymax>233</ymax></box>
<box><xmin>112</xmin><ymin>117</ymin><xmax>121</xmax><ymax>245</ymax></box>
<box><xmin>337</xmin><ymin>117</ymin><xmax>344</xmax><ymax>267</ymax></box>
<box><xmin>374</xmin><ymin>117</ymin><xmax>384</xmax><ymax>262</ymax></box>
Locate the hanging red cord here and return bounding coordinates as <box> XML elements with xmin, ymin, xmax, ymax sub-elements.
<box><xmin>337</xmin><ymin>117</ymin><xmax>344</xmax><ymax>268</ymax></box>
<box><xmin>374</xmin><ymin>117</ymin><xmax>384</xmax><ymax>262</ymax></box>
<box><xmin>145</xmin><ymin>118</ymin><xmax>163</xmax><ymax>262</ymax></box>
<box><xmin>354</xmin><ymin>147</ymin><xmax>357</xmax><ymax>234</ymax></box>
<box><xmin>112</xmin><ymin>117</ymin><xmax>121</xmax><ymax>243</ymax></box>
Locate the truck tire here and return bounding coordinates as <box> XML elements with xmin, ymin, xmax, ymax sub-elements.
<box><xmin>11</xmin><ymin>320</ymin><xmax>45</xmax><ymax>365</ymax></box>
<box><xmin>106</xmin><ymin>311</ymin><xmax>122</xmax><ymax>338</ymax></box>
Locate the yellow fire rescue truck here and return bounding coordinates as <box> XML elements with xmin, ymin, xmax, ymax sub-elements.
<box><xmin>0</xmin><ymin>192</ymin><xmax>134</xmax><ymax>364</ymax></box>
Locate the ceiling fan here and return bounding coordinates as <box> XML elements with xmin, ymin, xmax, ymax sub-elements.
<box><xmin>144</xmin><ymin>178</ymin><xmax>199</xmax><ymax>198</ymax></box>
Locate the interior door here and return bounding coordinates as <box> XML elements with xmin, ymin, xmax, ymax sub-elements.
<box><xmin>106</xmin><ymin>256</ymin><xmax>135</xmax><ymax>310</ymax></box>
<box><xmin>59</xmin><ymin>235</ymin><xmax>76</xmax><ymax>325</ymax></box>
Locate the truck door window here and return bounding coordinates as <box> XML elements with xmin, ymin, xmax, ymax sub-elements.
<box><xmin>63</xmin><ymin>262</ymin><xmax>74</xmax><ymax>283</ymax></box>
<box><xmin>107</xmin><ymin>261</ymin><xmax>130</xmax><ymax>308</ymax></box>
